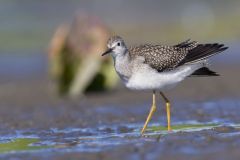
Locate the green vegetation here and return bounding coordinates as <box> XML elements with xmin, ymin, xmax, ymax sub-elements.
<box><xmin>147</xmin><ymin>123</ymin><xmax>220</xmax><ymax>132</ymax></box>
<box><xmin>0</xmin><ymin>138</ymin><xmax>50</xmax><ymax>154</ymax></box>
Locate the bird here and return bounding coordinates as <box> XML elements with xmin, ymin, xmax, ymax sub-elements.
<box><xmin>101</xmin><ymin>35</ymin><xmax>228</xmax><ymax>135</ymax></box>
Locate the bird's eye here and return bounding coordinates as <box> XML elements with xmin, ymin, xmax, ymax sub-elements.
<box><xmin>117</xmin><ymin>42</ymin><xmax>121</xmax><ymax>46</ymax></box>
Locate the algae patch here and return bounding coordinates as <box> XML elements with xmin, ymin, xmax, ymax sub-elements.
<box><xmin>0</xmin><ymin>138</ymin><xmax>50</xmax><ymax>154</ymax></box>
<box><xmin>147</xmin><ymin>123</ymin><xmax>220</xmax><ymax>133</ymax></box>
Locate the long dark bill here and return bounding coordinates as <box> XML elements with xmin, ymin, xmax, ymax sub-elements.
<box><xmin>101</xmin><ymin>48</ymin><xmax>112</xmax><ymax>56</ymax></box>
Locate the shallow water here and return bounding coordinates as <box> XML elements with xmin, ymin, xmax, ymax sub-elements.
<box><xmin>1</xmin><ymin>120</ymin><xmax>240</xmax><ymax>159</ymax></box>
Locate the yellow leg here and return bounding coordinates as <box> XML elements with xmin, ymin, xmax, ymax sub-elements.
<box><xmin>160</xmin><ymin>91</ymin><xmax>172</xmax><ymax>131</ymax></box>
<box><xmin>141</xmin><ymin>90</ymin><xmax>156</xmax><ymax>135</ymax></box>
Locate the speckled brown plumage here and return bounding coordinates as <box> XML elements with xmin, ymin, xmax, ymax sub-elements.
<box><xmin>129</xmin><ymin>39</ymin><xmax>198</xmax><ymax>71</ymax></box>
<box><xmin>128</xmin><ymin>39</ymin><xmax>228</xmax><ymax>72</ymax></box>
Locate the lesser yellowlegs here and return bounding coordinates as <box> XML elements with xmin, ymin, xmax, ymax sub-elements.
<box><xmin>102</xmin><ymin>36</ymin><xmax>228</xmax><ymax>135</ymax></box>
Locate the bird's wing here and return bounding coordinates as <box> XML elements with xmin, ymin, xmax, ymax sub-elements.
<box><xmin>177</xmin><ymin>43</ymin><xmax>228</xmax><ymax>66</ymax></box>
<box><xmin>129</xmin><ymin>40</ymin><xmax>198</xmax><ymax>72</ymax></box>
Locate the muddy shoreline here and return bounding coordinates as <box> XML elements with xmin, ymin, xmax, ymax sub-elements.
<box><xmin>0</xmin><ymin>66</ymin><xmax>239</xmax><ymax>159</ymax></box>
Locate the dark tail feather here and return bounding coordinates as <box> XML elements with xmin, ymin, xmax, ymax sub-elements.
<box><xmin>179</xmin><ymin>43</ymin><xmax>228</xmax><ymax>65</ymax></box>
<box><xmin>174</xmin><ymin>39</ymin><xmax>197</xmax><ymax>48</ymax></box>
<box><xmin>190</xmin><ymin>67</ymin><xmax>219</xmax><ymax>77</ymax></box>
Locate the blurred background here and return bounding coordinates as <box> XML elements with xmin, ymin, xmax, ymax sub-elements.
<box><xmin>0</xmin><ymin>0</ymin><xmax>240</xmax><ymax>159</ymax></box>
<box><xmin>0</xmin><ymin>0</ymin><xmax>239</xmax><ymax>101</ymax></box>
<box><xmin>0</xmin><ymin>0</ymin><xmax>240</xmax><ymax>99</ymax></box>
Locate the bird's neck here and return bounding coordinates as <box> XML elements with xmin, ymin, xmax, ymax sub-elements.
<box><xmin>113</xmin><ymin>51</ymin><xmax>132</xmax><ymax>82</ymax></box>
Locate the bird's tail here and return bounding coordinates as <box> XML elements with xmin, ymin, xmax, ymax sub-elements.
<box><xmin>190</xmin><ymin>67</ymin><xmax>219</xmax><ymax>77</ymax></box>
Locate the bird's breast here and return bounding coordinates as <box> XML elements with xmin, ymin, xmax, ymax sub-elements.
<box><xmin>114</xmin><ymin>55</ymin><xmax>132</xmax><ymax>83</ymax></box>
<box><xmin>115</xmin><ymin>63</ymin><xmax>131</xmax><ymax>83</ymax></box>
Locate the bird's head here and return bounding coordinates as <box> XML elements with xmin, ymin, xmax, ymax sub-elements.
<box><xmin>102</xmin><ymin>36</ymin><xmax>127</xmax><ymax>58</ymax></box>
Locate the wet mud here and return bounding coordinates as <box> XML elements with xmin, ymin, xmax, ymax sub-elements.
<box><xmin>0</xmin><ymin>64</ymin><xmax>239</xmax><ymax>159</ymax></box>
<box><xmin>0</xmin><ymin>81</ymin><xmax>240</xmax><ymax>160</ymax></box>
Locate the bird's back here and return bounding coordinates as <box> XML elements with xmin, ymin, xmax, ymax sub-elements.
<box><xmin>128</xmin><ymin>40</ymin><xmax>198</xmax><ymax>72</ymax></box>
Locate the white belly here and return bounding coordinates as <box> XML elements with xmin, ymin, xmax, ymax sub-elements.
<box><xmin>125</xmin><ymin>63</ymin><xmax>203</xmax><ymax>91</ymax></box>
